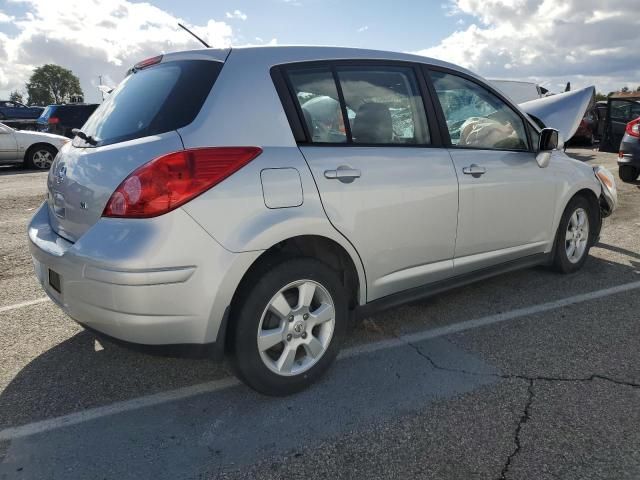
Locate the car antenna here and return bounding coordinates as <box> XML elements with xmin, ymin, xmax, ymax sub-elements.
<box><xmin>178</xmin><ymin>23</ymin><xmax>210</xmax><ymax>48</ymax></box>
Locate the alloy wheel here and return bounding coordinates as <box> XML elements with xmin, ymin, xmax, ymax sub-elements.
<box><xmin>565</xmin><ymin>207</ymin><xmax>589</xmax><ymax>264</ymax></box>
<box><xmin>257</xmin><ymin>279</ymin><xmax>335</xmax><ymax>377</ymax></box>
<box><xmin>32</xmin><ymin>149</ymin><xmax>53</xmax><ymax>169</ymax></box>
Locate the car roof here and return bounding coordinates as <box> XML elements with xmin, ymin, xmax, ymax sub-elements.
<box><xmin>163</xmin><ymin>45</ymin><xmax>479</xmax><ymax>79</ymax></box>
<box><xmin>47</xmin><ymin>103</ymin><xmax>99</xmax><ymax>107</ymax></box>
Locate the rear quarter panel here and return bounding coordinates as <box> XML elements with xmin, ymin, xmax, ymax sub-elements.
<box><xmin>181</xmin><ymin>147</ymin><xmax>368</xmax><ymax>304</ymax></box>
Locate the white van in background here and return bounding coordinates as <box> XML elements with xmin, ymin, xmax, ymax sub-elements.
<box><xmin>489</xmin><ymin>79</ymin><xmax>548</xmax><ymax>104</ymax></box>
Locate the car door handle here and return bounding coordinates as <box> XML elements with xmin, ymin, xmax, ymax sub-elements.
<box><xmin>324</xmin><ymin>167</ymin><xmax>361</xmax><ymax>183</ymax></box>
<box><xmin>462</xmin><ymin>164</ymin><xmax>487</xmax><ymax>177</ymax></box>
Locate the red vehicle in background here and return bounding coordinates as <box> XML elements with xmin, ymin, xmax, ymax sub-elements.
<box><xmin>569</xmin><ymin>109</ymin><xmax>596</xmax><ymax>145</ymax></box>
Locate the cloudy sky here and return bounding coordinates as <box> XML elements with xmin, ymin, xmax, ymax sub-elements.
<box><xmin>0</xmin><ymin>0</ymin><xmax>638</xmax><ymax>103</ymax></box>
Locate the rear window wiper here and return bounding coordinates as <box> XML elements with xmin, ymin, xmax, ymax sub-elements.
<box><xmin>72</xmin><ymin>129</ymin><xmax>98</xmax><ymax>145</ymax></box>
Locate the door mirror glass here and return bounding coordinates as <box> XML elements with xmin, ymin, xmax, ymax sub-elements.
<box><xmin>539</xmin><ymin>128</ymin><xmax>559</xmax><ymax>151</ymax></box>
<box><xmin>536</xmin><ymin>128</ymin><xmax>559</xmax><ymax>168</ymax></box>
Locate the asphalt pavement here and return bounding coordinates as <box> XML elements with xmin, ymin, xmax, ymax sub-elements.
<box><xmin>0</xmin><ymin>148</ymin><xmax>639</xmax><ymax>479</ymax></box>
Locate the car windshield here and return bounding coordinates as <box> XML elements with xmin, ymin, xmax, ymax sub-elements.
<box><xmin>79</xmin><ymin>59</ymin><xmax>222</xmax><ymax>147</ymax></box>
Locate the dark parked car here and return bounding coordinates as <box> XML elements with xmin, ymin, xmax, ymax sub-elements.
<box><xmin>0</xmin><ymin>100</ymin><xmax>44</xmax><ymax>120</ymax></box>
<box><xmin>617</xmin><ymin>116</ymin><xmax>640</xmax><ymax>183</ymax></box>
<box><xmin>600</xmin><ymin>94</ymin><xmax>640</xmax><ymax>153</ymax></box>
<box><xmin>36</xmin><ymin>103</ymin><xmax>99</xmax><ymax>138</ymax></box>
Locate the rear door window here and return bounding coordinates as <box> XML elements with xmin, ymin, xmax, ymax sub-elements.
<box><xmin>285</xmin><ymin>63</ymin><xmax>430</xmax><ymax>145</ymax></box>
<box><xmin>79</xmin><ymin>60</ymin><xmax>222</xmax><ymax>147</ymax></box>
<box><xmin>287</xmin><ymin>68</ymin><xmax>347</xmax><ymax>144</ymax></box>
<box><xmin>336</xmin><ymin>66</ymin><xmax>430</xmax><ymax>144</ymax></box>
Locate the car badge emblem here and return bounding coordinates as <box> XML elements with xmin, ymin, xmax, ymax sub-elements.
<box><xmin>55</xmin><ymin>165</ymin><xmax>67</xmax><ymax>184</ymax></box>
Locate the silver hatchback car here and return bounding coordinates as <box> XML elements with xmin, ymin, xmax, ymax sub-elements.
<box><xmin>29</xmin><ymin>46</ymin><xmax>617</xmax><ymax>395</ymax></box>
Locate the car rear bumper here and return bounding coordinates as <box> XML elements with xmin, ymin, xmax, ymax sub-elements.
<box><xmin>28</xmin><ymin>202</ymin><xmax>261</xmax><ymax>352</ymax></box>
<box><xmin>618</xmin><ymin>135</ymin><xmax>640</xmax><ymax>167</ymax></box>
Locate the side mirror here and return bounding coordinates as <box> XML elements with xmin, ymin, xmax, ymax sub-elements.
<box><xmin>536</xmin><ymin>128</ymin><xmax>559</xmax><ymax>168</ymax></box>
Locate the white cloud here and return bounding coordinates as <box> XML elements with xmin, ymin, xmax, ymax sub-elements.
<box><xmin>0</xmin><ymin>11</ymin><xmax>14</xmax><ymax>23</ymax></box>
<box><xmin>225</xmin><ymin>9</ymin><xmax>247</xmax><ymax>21</ymax></box>
<box><xmin>0</xmin><ymin>0</ymin><xmax>234</xmax><ymax>103</ymax></box>
<box><xmin>357</xmin><ymin>25</ymin><xmax>369</xmax><ymax>33</ymax></box>
<box><xmin>417</xmin><ymin>0</ymin><xmax>640</xmax><ymax>94</ymax></box>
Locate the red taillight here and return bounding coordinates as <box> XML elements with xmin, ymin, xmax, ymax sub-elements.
<box><xmin>103</xmin><ymin>147</ymin><xmax>262</xmax><ymax>218</ymax></box>
<box><xmin>626</xmin><ymin>118</ymin><xmax>640</xmax><ymax>138</ymax></box>
<box><xmin>48</xmin><ymin>117</ymin><xmax>59</xmax><ymax>124</ymax></box>
<box><xmin>134</xmin><ymin>55</ymin><xmax>163</xmax><ymax>70</ymax></box>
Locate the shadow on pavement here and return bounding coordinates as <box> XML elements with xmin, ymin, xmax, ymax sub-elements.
<box><xmin>1</xmin><ymin>336</ymin><xmax>496</xmax><ymax>479</ymax></box>
<box><xmin>0</xmin><ymin>166</ymin><xmax>47</xmax><ymax>176</ymax></box>
<box><xmin>2</xmin><ymin>254</ymin><xmax>638</xmax><ymax>431</ymax></box>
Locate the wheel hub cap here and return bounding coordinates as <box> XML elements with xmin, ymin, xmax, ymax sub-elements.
<box><xmin>292</xmin><ymin>319</ymin><xmax>305</xmax><ymax>336</ymax></box>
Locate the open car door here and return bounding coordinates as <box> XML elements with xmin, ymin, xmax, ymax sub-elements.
<box><xmin>600</xmin><ymin>96</ymin><xmax>640</xmax><ymax>153</ymax></box>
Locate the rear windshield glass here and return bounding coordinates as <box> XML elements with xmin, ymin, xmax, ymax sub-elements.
<box><xmin>57</xmin><ymin>105</ymin><xmax>98</xmax><ymax>123</ymax></box>
<box><xmin>79</xmin><ymin>60</ymin><xmax>222</xmax><ymax>147</ymax></box>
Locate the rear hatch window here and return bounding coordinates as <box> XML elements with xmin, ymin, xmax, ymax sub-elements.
<box><xmin>77</xmin><ymin>59</ymin><xmax>222</xmax><ymax>147</ymax></box>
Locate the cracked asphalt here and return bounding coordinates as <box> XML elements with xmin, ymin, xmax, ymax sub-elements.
<box><xmin>1</xmin><ymin>148</ymin><xmax>640</xmax><ymax>479</ymax></box>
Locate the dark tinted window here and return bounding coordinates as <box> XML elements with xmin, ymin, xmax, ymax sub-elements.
<box><xmin>610</xmin><ymin>100</ymin><xmax>640</xmax><ymax>122</ymax></box>
<box><xmin>56</xmin><ymin>105</ymin><xmax>99</xmax><ymax>124</ymax></box>
<box><xmin>80</xmin><ymin>60</ymin><xmax>221</xmax><ymax>147</ymax></box>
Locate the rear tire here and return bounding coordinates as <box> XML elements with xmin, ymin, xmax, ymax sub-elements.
<box><xmin>25</xmin><ymin>144</ymin><xmax>56</xmax><ymax>170</ymax></box>
<box><xmin>229</xmin><ymin>258</ymin><xmax>348</xmax><ymax>396</ymax></box>
<box><xmin>551</xmin><ymin>196</ymin><xmax>594</xmax><ymax>274</ymax></box>
<box><xmin>619</xmin><ymin>165</ymin><xmax>639</xmax><ymax>183</ymax></box>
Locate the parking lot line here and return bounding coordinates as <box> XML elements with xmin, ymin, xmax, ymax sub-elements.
<box><xmin>0</xmin><ymin>297</ymin><xmax>49</xmax><ymax>314</ymax></box>
<box><xmin>2</xmin><ymin>279</ymin><xmax>640</xmax><ymax>442</ymax></box>
<box><xmin>342</xmin><ymin>279</ymin><xmax>640</xmax><ymax>358</ymax></box>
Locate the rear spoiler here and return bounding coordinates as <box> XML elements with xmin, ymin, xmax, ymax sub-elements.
<box><xmin>519</xmin><ymin>86</ymin><xmax>595</xmax><ymax>145</ymax></box>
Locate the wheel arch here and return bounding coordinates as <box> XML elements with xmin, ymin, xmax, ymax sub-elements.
<box><xmin>231</xmin><ymin>234</ymin><xmax>364</xmax><ymax>312</ymax></box>
<box><xmin>571</xmin><ymin>187</ymin><xmax>602</xmax><ymax>240</ymax></box>
<box><xmin>550</xmin><ymin>186</ymin><xmax>601</xmax><ymax>260</ymax></box>
<box><xmin>222</xmin><ymin>234</ymin><xmax>365</xmax><ymax>357</ymax></box>
<box><xmin>23</xmin><ymin>142</ymin><xmax>58</xmax><ymax>165</ymax></box>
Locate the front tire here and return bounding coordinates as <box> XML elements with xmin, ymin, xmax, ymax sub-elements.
<box><xmin>619</xmin><ymin>165</ymin><xmax>638</xmax><ymax>183</ymax></box>
<box><xmin>551</xmin><ymin>196</ymin><xmax>594</xmax><ymax>273</ymax></box>
<box><xmin>230</xmin><ymin>258</ymin><xmax>348</xmax><ymax>396</ymax></box>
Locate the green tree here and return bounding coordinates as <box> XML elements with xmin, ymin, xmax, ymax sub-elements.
<box><xmin>8</xmin><ymin>90</ymin><xmax>24</xmax><ymax>103</ymax></box>
<box><xmin>621</xmin><ymin>86</ymin><xmax>630</xmax><ymax>93</ymax></box>
<box><xmin>25</xmin><ymin>64</ymin><xmax>83</xmax><ymax>106</ymax></box>
<box><xmin>595</xmin><ymin>92</ymin><xmax>608</xmax><ymax>101</ymax></box>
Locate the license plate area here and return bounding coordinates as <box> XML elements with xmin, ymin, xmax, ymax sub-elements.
<box><xmin>48</xmin><ymin>269</ymin><xmax>62</xmax><ymax>294</ymax></box>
